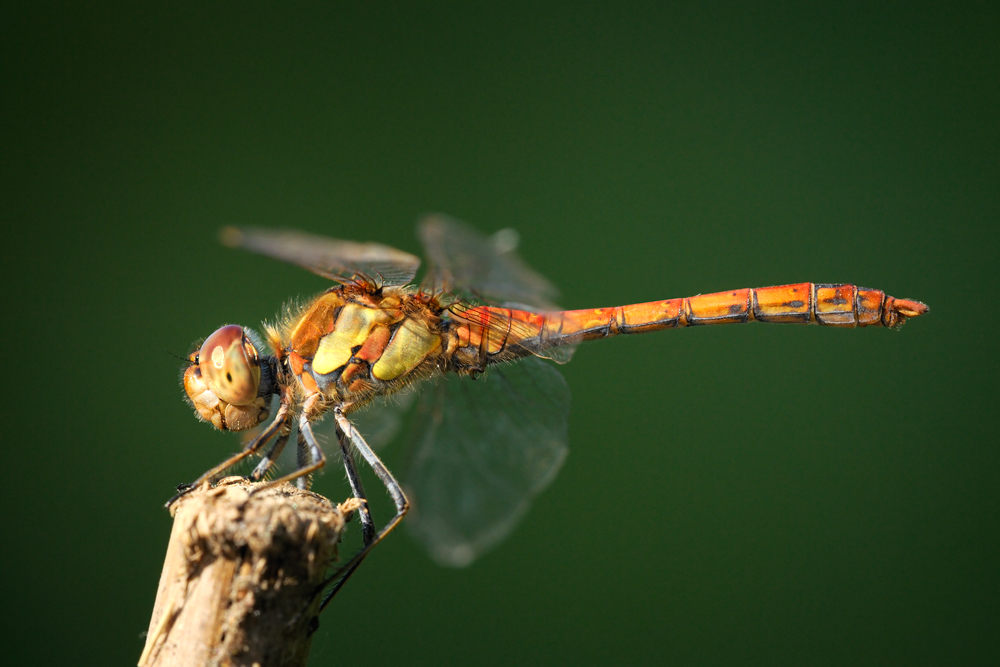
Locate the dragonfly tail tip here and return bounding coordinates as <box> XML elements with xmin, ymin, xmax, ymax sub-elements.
<box><xmin>886</xmin><ymin>297</ymin><xmax>929</xmax><ymax>329</ymax></box>
<box><xmin>894</xmin><ymin>298</ymin><xmax>929</xmax><ymax>318</ymax></box>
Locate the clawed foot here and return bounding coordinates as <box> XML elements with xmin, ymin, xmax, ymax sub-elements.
<box><xmin>165</xmin><ymin>482</ymin><xmax>197</xmax><ymax>508</ymax></box>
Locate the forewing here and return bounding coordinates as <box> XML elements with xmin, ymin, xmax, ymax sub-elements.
<box><xmin>418</xmin><ymin>214</ymin><xmax>561</xmax><ymax>310</ymax></box>
<box><xmin>404</xmin><ymin>356</ymin><xmax>571</xmax><ymax>567</ymax></box>
<box><xmin>221</xmin><ymin>226</ymin><xmax>421</xmax><ymax>286</ymax></box>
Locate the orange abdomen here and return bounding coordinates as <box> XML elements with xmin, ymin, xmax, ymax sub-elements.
<box><xmin>451</xmin><ymin>283</ymin><xmax>929</xmax><ymax>366</ymax></box>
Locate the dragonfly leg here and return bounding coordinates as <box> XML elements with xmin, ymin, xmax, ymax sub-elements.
<box><xmin>335</xmin><ymin>421</ymin><xmax>376</xmax><ymax>544</ymax></box>
<box><xmin>249</xmin><ymin>428</ymin><xmax>291</xmax><ymax>481</ymax></box>
<box><xmin>286</xmin><ymin>411</ymin><xmax>383</xmax><ymax>612</ymax></box>
<box><xmin>166</xmin><ymin>394</ymin><xmax>291</xmax><ymax>507</ymax></box>
<box><xmin>250</xmin><ymin>393</ymin><xmax>327</xmax><ymax>493</ymax></box>
<box><xmin>294</xmin><ymin>429</ymin><xmax>313</xmax><ymax>490</ymax></box>
<box><xmin>318</xmin><ymin>406</ymin><xmax>409</xmax><ymax>608</ymax></box>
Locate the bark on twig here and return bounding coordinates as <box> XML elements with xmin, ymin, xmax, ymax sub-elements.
<box><xmin>139</xmin><ymin>477</ymin><xmax>358</xmax><ymax>667</ymax></box>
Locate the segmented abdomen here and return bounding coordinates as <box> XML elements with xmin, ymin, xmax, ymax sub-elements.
<box><xmin>451</xmin><ymin>283</ymin><xmax>928</xmax><ymax>366</ymax></box>
<box><xmin>568</xmin><ymin>283</ymin><xmax>927</xmax><ymax>333</ymax></box>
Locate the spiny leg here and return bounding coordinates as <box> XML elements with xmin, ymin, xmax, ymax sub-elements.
<box><xmin>319</xmin><ymin>405</ymin><xmax>409</xmax><ymax>608</ymax></box>
<box><xmin>250</xmin><ymin>428</ymin><xmax>291</xmax><ymax>481</ymax></box>
<box><xmin>166</xmin><ymin>396</ymin><xmax>291</xmax><ymax>507</ymax></box>
<box><xmin>308</xmin><ymin>409</ymin><xmax>382</xmax><ymax>601</ymax></box>
<box><xmin>336</xmin><ymin>422</ymin><xmax>375</xmax><ymax>545</ymax></box>
<box><xmin>251</xmin><ymin>393</ymin><xmax>327</xmax><ymax>493</ymax></box>
<box><xmin>295</xmin><ymin>429</ymin><xmax>313</xmax><ymax>490</ymax></box>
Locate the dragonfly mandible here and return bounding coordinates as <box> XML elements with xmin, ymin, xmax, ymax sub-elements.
<box><xmin>173</xmin><ymin>214</ymin><xmax>928</xmax><ymax>601</ymax></box>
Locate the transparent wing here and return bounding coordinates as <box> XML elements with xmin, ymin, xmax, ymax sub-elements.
<box><xmin>221</xmin><ymin>226</ymin><xmax>421</xmax><ymax>286</ymax></box>
<box><xmin>418</xmin><ymin>213</ymin><xmax>561</xmax><ymax>310</ymax></box>
<box><xmin>447</xmin><ymin>301</ymin><xmax>578</xmax><ymax>365</ymax></box>
<box><xmin>404</xmin><ymin>356</ymin><xmax>571</xmax><ymax>567</ymax></box>
<box><xmin>345</xmin><ymin>388</ymin><xmax>417</xmax><ymax>452</ymax></box>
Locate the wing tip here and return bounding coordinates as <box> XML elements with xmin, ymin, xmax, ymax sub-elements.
<box><xmin>219</xmin><ymin>226</ymin><xmax>244</xmax><ymax>248</ymax></box>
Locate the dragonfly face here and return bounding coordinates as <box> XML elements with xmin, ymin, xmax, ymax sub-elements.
<box><xmin>183</xmin><ymin>324</ymin><xmax>273</xmax><ymax>432</ymax></box>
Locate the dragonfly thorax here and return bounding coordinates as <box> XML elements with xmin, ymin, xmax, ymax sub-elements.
<box><xmin>279</xmin><ymin>285</ymin><xmax>451</xmax><ymax>407</ymax></box>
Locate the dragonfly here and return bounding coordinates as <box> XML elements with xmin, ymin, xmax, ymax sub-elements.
<box><xmin>175</xmin><ymin>214</ymin><xmax>928</xmax><ymax>601</ymax></box>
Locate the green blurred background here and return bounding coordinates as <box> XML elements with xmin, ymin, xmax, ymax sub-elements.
<box><xmin>3</xmin><ymin>3</ymin><xmax>997</xmax><ymax>665</ymax></box>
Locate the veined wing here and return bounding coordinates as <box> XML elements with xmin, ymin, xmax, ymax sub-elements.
<box><xmin>419</xmin><ymin>214</ymin><xmax>577</xmax><ymax>363</ymax></box>
<box><xmin>221</xmin><ymin>226</ymin><xmax>421</xmax><ymax>287</ymax></box>
<box><xmin>418</xmin><ymin>214</ymin><xmax>561</xmax><ymax>310</ymax></box>
<box><xmin>403</xmin><ymin>356</ymin><xmax>571</xmax><ymax>567</ymax></box>
<box><xmin>446</xmin><ymin>301</ymin><xmax>578</xmax><ymax>365</ymax></box>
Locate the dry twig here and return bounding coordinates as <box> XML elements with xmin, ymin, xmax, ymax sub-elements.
<box><xmin>139</xmin><ymin>477</ymin><xmax>358</xmax><ymax>667</ymax></box>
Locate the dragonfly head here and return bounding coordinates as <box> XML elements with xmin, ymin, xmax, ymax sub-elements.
<box><xmin>183</xmin><ymin>324</ymin><xmax>272</xmax><ymax>431</ymax></box>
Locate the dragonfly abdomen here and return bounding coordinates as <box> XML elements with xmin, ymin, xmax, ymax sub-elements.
<box><xmin>554</xmin><ymin>283</ymin><xmax>928</xmax><ymax>342</ymax></box>
<box><xmin>430</xmin><ymin>283</ymin><xmax>929</xmax><ymax>372</ymax></box>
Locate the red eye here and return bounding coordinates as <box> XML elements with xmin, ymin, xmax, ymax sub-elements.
<box><xmin>243</xmin><ymin>339</ymin><xmax>259</xmax><ymax>363</ymax></box>
<box><xmin>197</xmin><ymin>325</ymin><xmax>261</xmax><ymax>405</ymax></box>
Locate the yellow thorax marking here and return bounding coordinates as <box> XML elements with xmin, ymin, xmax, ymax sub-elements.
<box><xmin>372</xmin><ymin>317</ymin><xmax>441</xmax><ymax>381</ymax></box>
<box><xmin>313</xmin><ymin>304</ymin><xmax>395</xmax><ymax>375</ymax></box>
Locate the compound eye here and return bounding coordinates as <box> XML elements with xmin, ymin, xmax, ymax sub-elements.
<box><xmin>197</xmin><ymin>325</ymin><xmax>261</xmax><ymax>405</ymax></box>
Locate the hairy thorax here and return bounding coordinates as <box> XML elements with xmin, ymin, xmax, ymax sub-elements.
<box><xmin>273</xmin><ymin>285</ymin><xmax>454</xmax><ymax>410</ymax></box>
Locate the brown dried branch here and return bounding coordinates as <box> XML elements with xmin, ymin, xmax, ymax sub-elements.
<box><xmin>139</xmin><ymin>478</ymin><xmax>359</xmax><ymax>667</ymax></box>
